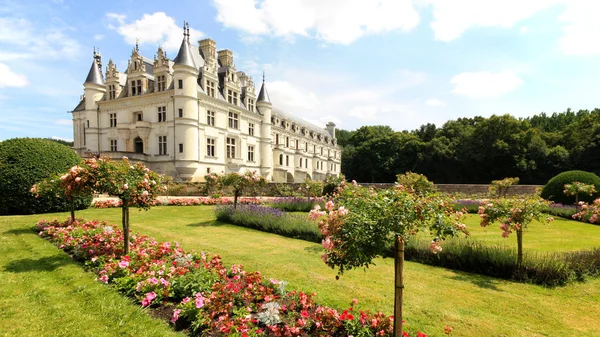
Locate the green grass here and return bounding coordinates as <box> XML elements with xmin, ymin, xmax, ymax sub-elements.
<box><xmin>459</xmin><ymin>214</ymin><xmax>600</xmax><ymax>252</ymax></box>
<box><xmin>4</xmin><ymin>206</ymin><xmax>600</xmax><ymax>337</ymax></box>
<box><xmin>0</xmin><ymin>214</ymin><xmax>184</xmax><ymax>337</ymax></box>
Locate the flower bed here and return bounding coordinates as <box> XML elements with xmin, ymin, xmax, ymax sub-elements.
<box><xmin>36</xmin><ymin>218</ymin><xmax>431</xmax><ymax>336</ymax></box>
<box><xmin>573</xmin><ymin>198</ymin><xmax>600</xmax><ymax>224</ymax></box>
<box><xmin>93</xmin><ymin>197</ymin><xmax>262</xmax><ymax>209</ymax></box>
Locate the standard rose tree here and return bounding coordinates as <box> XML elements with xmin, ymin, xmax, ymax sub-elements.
<box><xmin>220</xmin><ymin>171</ymin><xmax>267</xmax><ymax>209</ymax></box>
<box><xmin>310</xmin><ymin>183</ymin><xmax>468</xmax><ymax>337</ymax></box>
<box><xmin>564</xmin><ymin>181</ymin><xmax>597</xmax><ymax>212</ymax></box>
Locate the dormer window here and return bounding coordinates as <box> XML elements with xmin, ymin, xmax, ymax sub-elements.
<box><xmin>157</xmin><ymin>75</ymin><xmax>166</xmax><ymax>92</ymax></box>
<box><xmin>206</xmin><ymin>80</ymin><xmax>216</xmax><ymax>98</ymax></box>
<box><xmin>227</xmin><ymin>90</ymin><xmax>238</xmax><ymax>105</ymax></box>
<box><xmin>247</xmin><ymin>98</ymin><xmax>254</xmax><ymax>112</ymax></box>
<box><xmin>109</xmin><ymin>85</ymin><xmax>116</xmax><ymax>100</ymax></box>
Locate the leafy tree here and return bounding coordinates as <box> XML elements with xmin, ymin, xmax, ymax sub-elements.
<box><xmin>220</xmin><ymin>171</ymin><xmax>267</xmax><ymax>209</ymax></box>
<box><xmin>489</xmin><ymin>177</ymin><xmax>520</xmax><ymax>198</ymax></box>
<box><xmin>564</xmin><ymin>182</ymin><xmax>597</xmax><ymax>212</ymax></box>
<box><xmin>396</xmin><ymin>172</ymin><xmax>436</xmax><ymax>195</ymax></box>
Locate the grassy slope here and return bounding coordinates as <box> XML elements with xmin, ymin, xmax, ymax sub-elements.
<box><xmin>0</xmin><ymin>215</ymin><xmax>184</xmax><ymax>337</ymax></box>
<box><xmin>28</xmin><ymin>206</ymin><xmax>600</xmax><ymax>337</ymax></box>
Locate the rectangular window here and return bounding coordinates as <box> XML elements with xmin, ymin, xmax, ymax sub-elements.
<box><xmin>248</xmin><ymin>145</ymin><xmax>254</xmax><ymax>162</ymax></box>
<box><xmin>248</xmin><ymin>123</ymin><xmax>254</xmax><ymax>136</ymax></box>
<box><xmin>136</xmin><ymin>113</ymin><xmax>142</xmax><ymax>121</ymax></box>
<box><xmin>227</xmin><ymin>89</ymin><xmax>233</xmax><ymax>104</ymax></box>
<box><xmin>131</xmin><ymin>81</ymin><xmax>136</xmax><ymax>96</ymax></box>
<box><xmin>247</xmin><ymin>99</ymin><xmax>254</xmax><ymax>112</ymax></box>
<box><xmin>305</xmin><ymin>142</ymin><xmax>308</xmax><ymax>152</ymax></box>
<box><xmin>158</xmin><ymin>106</ymin><xmax>166</xmax><ymax>122</ymax></box>
<box><xmin>157</xmin><ymin>75</ymin><xmax>166</xmax><ymax>92</ymax></box>
<box><xmin>228</xmin><ymin>112</ymin><xmax>239</xmax><ymax>129</ymax></box>
<box><xmin>295</xmin><ymin>139</ymin><xmax>299</xmax><ymax>150</ymax></box>
<box><xmin>136</xmin><ymin>80</ymin><xmax>142</xmax><ymax>95</ymax></box>
<box><xmin>320</xmin><ymin>147</ymin><xmax>323</xmax><ymax>155</ymax></box>
<box><xmin>313</xmin><ymin>145</ymin><xmax>316</xmax><ymax>153</ymax></box>
<box><xmin>275</xmin><ymin>134</ymin><xmax>279</xmax><ymax>145</ymax></box>
<box><xmin>109</xmin><ymin>85</ymin><xmax>116</xmax><ymax>99</ymax></box>
<box><xmin>110</xmin><ymin>139</ymin><xmax>117</xmax><ymax>152</ymax></box>
<box><xmin>226</xmin><ymin>137</ymin><xmax>236</xmax><ymax>159</ymax></box>
<box><xmin>206</xmin><ymin>81</ymin><xmax>216</xmax><ymax>98</ymax></box>
<box><xmin>86</xmin><ymin>120</ymin><xmax>90</xmax><ymax>128</ymax></box>
<box><xmin>83</xmin><ymin>125</ymin><xmax>86</xmax><ymax>146</ymax></box>
<box><xmin>305</xmin><ymin>159</ymin><xmax>308</xmax><ymax>168</ymax></box>
<box><xmin>286</xmin><ymin>137</ymin><xmax>289</xmax><ymax>148</ymax></box>
<box><xmin>207</xmin><ymin>110</ymin><xmax>215</xmax><ymax>126</ymax></box>
<box><xmin>179</xmin><ymin>143</ymin><xmax>183</xmax><ymax>153</ymax></box>
<box><xmin>109</xmin><ymin>113</ymin><xmax>117</xmax><ymax>127</ymax></box>
<box><xmin>158</xmin><ymin>136</ymin><xmax>167</xmax><ymax>155</ymax></box>
<box><xmin>206</xmin><ymin>138</ymin><xmax>215</xmax><ymax>157</ymax></box>
<box><xmin>233</xmin><ymin>92</ymin><xmax>238</xmax><ymax>105</ymax></box>
<box><xmin>178</xmin><ymin>109</ymin><xmax>183</xmax><ymax>118</ymax></box>
<box><xmin>178</xmin><ymin>79</ymin><xmax>183</xmax><ymax>89</ymax></box>
<box><xmin>286</xmin><ymin>155</ymin><xmax>289</xmax><ymax>166</ymax></box>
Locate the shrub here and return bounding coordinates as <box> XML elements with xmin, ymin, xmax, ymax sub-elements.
<box><xmin>269</xmin><ymin>197</ymin><xmax>324</xmax><ymax>212</ymax></box>
<box><xmin>322</xmin><ymin>174</ymin><xmax>346</xmax><ymax>196</ymax></box>
<box><xmin>0</xmin><ymin>138</ymin><xmax>92</xmax><ymax>215</ymax></box>
<box><xmin>488</xmin><ymin>177</ymin><xmax>519</xmax><ymax>198</ymax></box>
<box><xmin>396</xmin><ymin>171</ymin><xmax>436</xmax><ymax>195</ymax></box>
<box><xmin>541</xmin><ymin>170</ymin><xmax>600</xmax><ymax>205</ymax></box>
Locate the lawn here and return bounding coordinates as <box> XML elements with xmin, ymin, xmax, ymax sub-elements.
<box><xmin>4</xmin><ymin>206</ymin><xmax>599</xmax><ymax>337</ymax></box>
<box><xmin>0</xmin><ymin>214</ymin><xmax>185</xmax><ymax>337</ymax></box>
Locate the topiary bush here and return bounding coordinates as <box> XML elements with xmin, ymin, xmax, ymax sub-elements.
<box><xmin>540</xmin><ymin>170</ymin><xmax>600</xmax><ymax>205</ymax></box>
<box><xmin>0</xmin><ymin>138</ymin><xmax>92</xmax><ymax>215</ymax></box>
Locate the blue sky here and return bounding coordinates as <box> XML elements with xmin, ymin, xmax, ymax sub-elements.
<box><xmin>1</xmin><ymin>0</ymin><xmax>599</xmax><ymax>142</ymax></box>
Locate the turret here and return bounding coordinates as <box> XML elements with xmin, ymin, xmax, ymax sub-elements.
<box><xmin>173</xmin><ymin>22</ymin><xmax>200</xmax><ymax>181</ymax></box>
<box><xmin>76</xmin><ymin>48</ymin><xmax>106</xmax><ymax>154</ymax></box>
<box><xmin>257</xmin><ymin>73</ymin><xmax>273</xmax><ymax>180</ymax></box>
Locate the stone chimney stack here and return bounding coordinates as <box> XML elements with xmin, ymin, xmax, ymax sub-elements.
<box><xmin>199</xmin><ymin>38</ymin><xmax>216</xmax><ymax>65</ymax></box>
<box><xmin>217</xmin><ymin>49</ymin><xmax>233</xmax><ymax>67</ymax></box>
<box><xmin>326</xmin><ymin>122</ymin><xmax>336</xmax><ymax>139</ymax></box>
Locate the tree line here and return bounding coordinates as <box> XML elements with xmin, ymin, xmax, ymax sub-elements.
<box><xmin>338</xmin><ymin>108</ymin><xmax>600</xmax><ymax>184</ymax></box>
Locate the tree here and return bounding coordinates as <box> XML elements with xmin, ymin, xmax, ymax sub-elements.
<box><xmin>310</xmin><ymin>183</ymin><xmax>468</xmax><ymax>336</ymax></box>
<box><xmin>488</xmin><ymin>177</ymin><xmax>520</xmax><ymax>198</ymax></box>
<box><xmin>88</xmin><ymin>157</ymin><xmax>164</xmax><ymax>255</ymax></box>
<box><xmin>564</xmin><ymin>181</ymin><xmax>597</xmax><ymax>212</ymax></box>
<box><xmin>220</xmin><ymin>171</ymin><xmax>267</xmax><ymax>209</ymax></box>
<box><xmin>478</xmin><ymin>196</ymin><xmax>553</xmax><ymax>268</ymax></box>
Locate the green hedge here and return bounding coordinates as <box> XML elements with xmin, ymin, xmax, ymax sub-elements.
<box><xmin>0</xmin><ymin>138</ymin><xmax>92</xmax><ymax>215</ymax></box>
<box><xmin>540</xmin><ymin>170</ymin><xmax>600</xmax><ymax>205</ymax></box>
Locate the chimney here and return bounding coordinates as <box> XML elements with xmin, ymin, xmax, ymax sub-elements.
<box><xmin>217</xmin><ymin>49</ymin><xmax>233</xmax><ymax>67</ymax></box>
<box><xmin>326</xmin><ymin>122</ymin><xmax>336</xmax><ymax>139</ymax></box>
<box><xmin>199</xmin><ymin>38</ymin><xmax>216</xmax><ymax>64</ymax></box>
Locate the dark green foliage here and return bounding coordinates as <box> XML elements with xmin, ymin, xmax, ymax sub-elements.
<box><xmin>322</xmin><ymin>174</ymin><xmax>346</xmax><ymax>196</ymax></box>
<box><xmin>540</xmin><ymin>170</ymin><xmax>600</xmax><ymax>205</ymax></box>
<box><xmin>170</xmin><ymin>267</ymin><xmax>219</xmax><ymax>302</ymax></box>
<box><xmin>0</xmin><ymin>138</ymin><xmax>92</xmax><ymax>215</ymax></box>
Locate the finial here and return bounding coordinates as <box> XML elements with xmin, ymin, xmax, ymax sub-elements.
<box><xmin>135</xmin><ymin>38</ymin><xmax>139</xmax><ymax>52</ymax></box>
<box><xmin>262</xmin><ymin>71</ymin><xmax>265</xmax><ymax>83</ymax></box>
<box><xmin>186</xmin><ymin>22</ymin><xmax>190</xmax><ymax>41</ymax></box>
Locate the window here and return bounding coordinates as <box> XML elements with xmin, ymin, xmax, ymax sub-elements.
<box><xmin>86</xmin><ymin>120</ymin><xmax>90</xmax><ymax>128</ymax></box>
<box><xmin>110</xmin><ymin>139</ymin><xmax>117</xmax><ymax>152</ymax></box>
<box><xmin>286</xmin><ymin>155</ymin><xmax>289</xmax><ymax>166</ymax></box>
<box><xmin>320</xmin><ymin>147</ymin><xmax>323</xmax><ymax>155</ymax></box>
<box><xmin>83</xmin><ymin>125</ymin><xmax>86</xmax><ymax>145</ymax></box>
<box><xmin>313</xmin><ymin>145</ymin><xmax>316</xmax><ymax>153</ymax></box>
<box><xmin>226</xmin><ymin>137</ymin><xmax>236</xmax><ymax>159</ymax></box>
<box><xmin>131</xmin><ymin>81</ymin><xmax>137</xmax><ymax>96</ymax></box>
<box><xmin>275</xmin><ymin>134</ymin><xmax>279</xmax><ymax>145</ymax></box>
<box><xmin>109</xmin><ymin>113</ymin><xmax>117</xmax><ymax>127</ymax></box>
<box><xmin>178</xmin><ymin>79</ymin><xmax>183</xmax><ymax>89</ymax></box>
<box><xmin>248</xmin><ymin>145</ymin><xmax>254</xmax><ymax>162</ymax></box>
<box><xmin>178</xmin><ymin>109</ymin><xmax>183</xmax><ymax>118</ymax></box>
<box><xmin>279</xmin><ymin>154</ymin><xmax>283</xmax><ymax>165</ymax></box>
<box><xmin>248</xmin><ymin>99</ymin><xmax>254</xmax><ymax>112</ymax></box>
<box><xmin>228</xmin><ymin>112</ymin><xmax>239</xmax><ymax>129</ymax></box>
<box><xmin>286</xmin><ymin>137</ymin><xmax>289</xmax><ymax>147</ymax></box>
<box><xmin>136</xmin><ymin>113</ymin><xmax>142</xmax><ymax>121</ymax></box>
<box><xmin>109</xmin><ymin>85</ymin><xmax>116</xmax><ymax>99</ymax></box>
<box><xmin>157</xmin><ymin>75</ymin><xmax>166</xmax><ymax>92</ymax></box>
<box><xmin>206</xmin><ymin>80</ymin><xmax>216</xmax><ymax>98</ymax></box>
<box><xmin>207</xmin><ymin>110</ymin><xmax>215</xmax><ymax>126</ymax></box>
<box><xmin>206</xmin><ymin>138</ymin><xmax>215</xmax><ymax>157</ymax></box>
<box><xmin>233</xmin><ymin>92</ymin><xmax>238</xmax><ymax>105</ymax></box>
<box><xmin>248</xmin><ymin>123</ymin><xmax>254</xmax><ymax>136</ymax></box>
<box><xmin>299</xmin><ymin>158</ymin><xmax>303</xmax><ymax>167</ymax></box>
<box><xmin>227</xmin><ymin>90</ymin><xmax>239</xmax><ymax>105</ymax></box>
<box><xmin>179</xmin><ymin>143</ymin><xmax>183</xmax><ymax>153</ymax></box>
<box><xmin>305</xmin><ymin>159</ymin><xmax>308</xmax><ymax>168</ymax></box>
<box><xmin>136</xmin><ymin>80</ymin><xmax>142</xmax><ymax>95</ymax></box>
<box><xmin>295</xmin><ymin>139</ymin><xmax>299</xmax><ymax>149</ymax></box>
<box><xmin>158</xmin><ymin>136</ymin><xmax>167</xmax><ymax>155</ymax></box>
<box><xmin>158</xmin><ymin>106</ymin><xmax>166</xmax><ymax>122</ymax></box>
<box><xmin>305</xmin><ymin>142</ymin><xmax>308</xmax><ymax>152</ymax></box>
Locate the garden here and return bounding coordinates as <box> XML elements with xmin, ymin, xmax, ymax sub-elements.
<box><xmin>2</xmin><ymin>138</ymin><xmax>600</xmax><ymax>336</ymax></box>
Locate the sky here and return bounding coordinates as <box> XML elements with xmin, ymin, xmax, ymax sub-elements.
<box><xmin>1</xmin><ymin>0</ymin><xmax>599</xmax><ymax>142</ymax></box>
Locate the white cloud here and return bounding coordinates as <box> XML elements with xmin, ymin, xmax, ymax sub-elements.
<box><xmin>94</xmin><ymin>34</ymin><xmax>104</xmax><ymax>41</ymax></box>
<box><xmin>52</xmin><ymin>136</ymin><xmax>73</xmax><ymax>142</ymax></box>
<box><xmin>268</xmin><ymin>80</ymin><xmax>320</xmax><ymax>111</ymax></box>
<box><xmin>211</xmin><ymin>0</ymin><xmax>420</xmax><ymax>44</ymax></box>
<box><xmin>451</xmin><ymin>70</ymin><xmax>523</xmax><ymax>98</ymax></box>
<box><xmin>557</xmin><ymin>1</ymin><xmax>600</xmax><ymax>56</ymax></box>
<box><xmin>0</xmin><ymin>63</ymin><xmax>28</xmax><ymax>87</ymax></box>
<box><xmin>348</xmin><ymin>106</ymin><xmax>378</xmax><ymax>121</ymax></box>
<box><xmin>106</xmin><ymin>12</ymin><xmax>204</xmax><ymax>51</ymax></box>
<box><xmin>426</xmin><ymin>0</ymin><xmax>559</xmax><ymax>42</ymax></box>
<box><xmin>54</xmin><ymin>119</ymin><xmax>72</xmax><ymax>126</ymax></box>
<box><xmin>426</xmin><ymin>98</ymin><xmax>446</xmax><ymax>107</ymax></box>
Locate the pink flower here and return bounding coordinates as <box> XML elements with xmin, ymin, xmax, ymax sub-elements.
<box><xmin>141</xmin><ymin>292</ymin><xmax>157</xmax><ymax>307</ymax></box>
<box><xmin>123</xmin><ymin>183</ymin><xmax>129</xmax><ymax>190</ymax></box>
<box><xmin>118</xmin><ymin>260</ymin><xmax>129</xmax><ymax>268</ymax></box>
<box><xmin>325</xmin><ymin>200</ymin><xmax>335</xmax><ymax>212</ymax></box>
<box><xmin>181</xmin><ymin>297</ymin><xmax>191</xmax><ymax>304</ymax></box>
<box><xmin>75</xmin><ymin>177</ymin><xmax>82</xmax><ymax>182</ymax></box>
<box><xmin>195</xmin><ymin>293</ymin><xmax>205</xmax><ymax>308</ymax></box>
<box><xmin>337</xmin><ymin>206</ymin><xmax>348</xmax><ymax>216</ymax></box>
<box><xmin>269</xmin><ymin>278</ymin><xmax>281</xmax><ymax>285</ymax></box>
<box><xmin>429</xmin><ymin>241</ymin><xmax>443</xmax><ymax>254</ymax></box>
<box><xmin>322</xmin><ymin>237</ymin><xmax>334</xmax><ymax>250</ymax></box>
<box><xmin>171</xmin><ymin>309</ymin><xmax>182</xmax><ymax>323</ymax></box>
<box><xmin>99</xmin><ymin>275</ymin><xmax>109</xmax><ymax>283</ymax></box>
<box><xmin>141</xmin><ymin>190</ymin><xmax>149</xmax><ymax>198</ymax></box>
<box><xmin>321</xmin><ymin>253</ymin><xmax>328</xmax><ymax>263</ymax></box>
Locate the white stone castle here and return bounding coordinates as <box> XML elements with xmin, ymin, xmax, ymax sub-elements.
<box><xmin>71</xmin><ymin>24</ymin><xmax>341</xmax><ymax>182</ymax></box>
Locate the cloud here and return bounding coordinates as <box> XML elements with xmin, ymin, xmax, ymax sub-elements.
<box><xmin>348</xmin><ymin>106</ymin><xmax>378</xmax><ymax>121</ymax></box>
<box><xmin>451</xmin><ymin>70</ymin><xmax>523</xmax><ymax>98</ymax></box>
<box><xmin>211</xmin><ymin>0</ymin><xmax>420</xmax><ymax>44</ymax></box>
<box><xmin>54</xmin><ymin>119</ymin><xmax>72</xmax><ymax>126</ymax></box>
<box><xmin>0</xmin><ymin>63</ymin><xmax>28</xmax><ymax>87</ymax></box>
<box><xmin>425</xmin><ymin>98</ymin><xmax>446</xmax><ymax>107</ymax></box>
<box><xmin>106</xmin><ymin>12</ymin><xmax>204</xmax><ymax>51</ymax></box>
<box><xmin>557</xmin><ymin>1</ymin><xmax>600</xmax><ymax>56</ymax></box>
<box><xmin>426</xmin><ymin>0</ymin><xmax>559</xmax><ymax>42</ymax></box>
<box><xmin>94</xmin><ymin>34</ymin><xmax>104</xmax><ymax>41</ymax></box>
<box><xmin>52</xmin><ymin>136</ymin><xmax>74</xmax><ymax>142</ymax></box>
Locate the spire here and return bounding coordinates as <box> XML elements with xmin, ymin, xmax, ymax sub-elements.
<box><xmin>173</xmin><ymin>21</ymin><xmax>196</xmax><ymax>68</ymax></box>
<box><xmin>257</xmin><ymin>71</ymin><xmax>270</xmax><ymax>103</ymax></box>
<box><xmin>85</xmin><ymin>49</ymin><xmax>105</xmax><ymax>85</ymax></box>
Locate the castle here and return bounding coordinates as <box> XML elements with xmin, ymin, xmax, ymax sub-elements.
<box><xmin>71</xmin><ymin>24</ymin><xmax>341</xmax><ymax>182</ymax></box>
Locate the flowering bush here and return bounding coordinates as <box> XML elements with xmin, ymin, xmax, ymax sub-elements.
<box><xmin>488</xmin><ymin>177</ymin><xmax>519</xmax><ymax>198</ymax></box>
<box><xmin>572</xmin><ymin>198</ymin><xmax>600</xmax><ymax>224</ymax></box>
<box><xmin>35</xmin><ymin>217</ymin><xmax>437</xmax><ymax>337</ymax></box>
<box><xmin>395</xmin><ymin>172</ymin><xmax>436</xmax><ymax>196</ymax></box>
<box><xmin>564</xmin><ymin>181</ymin><xmax>597</xmax><ymax>211</ymax></box>
<box><xmin>92</xmin><ymin>197</ymin><xmax>262</xmax><ymax>208</ymax></box>
<box><xmin>478</xmin><ymin>196</ymin><xmax>553</xmax><ymax>268</ymax></box>
<box><xmin>221</xmin><ymin>171</ymin><xmax>267</xmax><ymax>209</ymax></box>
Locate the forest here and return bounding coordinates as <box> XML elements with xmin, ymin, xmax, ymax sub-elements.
<box><xmin>338</xmin><ymin>108</ymin><xmax>600</xmax><ymax>184</ymax></box>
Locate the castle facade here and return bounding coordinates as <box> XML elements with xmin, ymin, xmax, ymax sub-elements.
<box><xmin>71</xmin><ymin>25</ymin><xmax>340</xmax><ymax>182</ymax></box>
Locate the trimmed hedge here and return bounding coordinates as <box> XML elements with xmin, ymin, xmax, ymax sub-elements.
<box><xmin>0</xmin><ymin>138</ymin><xmax>92</xmax><ymax>215</ymax></box>
<box><xmin>541</xmin><ymin>170</ymin><xmax>600</xmax><ymax>205</ymax></box>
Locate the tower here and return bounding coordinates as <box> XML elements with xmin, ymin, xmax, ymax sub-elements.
<box><xmin>77</xmin><ymin>48</ymin><xmax>106</xmax><ymax>155</ymax></box>
<box><xmin>257</xmin><ymin>72</ymin><xmax>273</xmax><ymax>180</ymax></box>
<box><xmin>173</xmin><ymin>22</ymin><xmax>200</xmax><ymax>180</ymax></box>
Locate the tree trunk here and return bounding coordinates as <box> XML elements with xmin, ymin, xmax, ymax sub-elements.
<box><xmin>516</xmin><ymin>228</ymin><xmax>523</xmax><ymax>269</ymax></box>
<box><xmin>575</xmin><ymin>194</ymin><xmax>580</xmax><ymax>213</ymax></box>
<box><xmin>234</xmin><ymin>191</ymin><xmax>239</xmax><ymax>209</ymax></box>
<box><xmin>122</xmin><ymin>205</ymin><xmax>130</xmax><ymax>255</ymax></box>
<box><xmin>69</xmin><ymin>199</ymin><xmax>75</xmax><ymax>225</ymax></box>
<box><xmin>393</xmin><ymin>234</ymin><xmax>405</xmax><ymax>337</ymax></box>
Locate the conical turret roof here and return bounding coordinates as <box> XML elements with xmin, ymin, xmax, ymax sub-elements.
<box><xmin>85</xmin><ymin>58</ymin><xmax>104</xmax><ymax>85</ymax></box>
<box><xmin>257</xmin><ymin>73</ymin><xmax>270</xmax><ymax>103</ymax></box>
<box><xmin>173</xmin><ymin>37</ymin><xmax>196</xmax><ymax>68</ymax></box>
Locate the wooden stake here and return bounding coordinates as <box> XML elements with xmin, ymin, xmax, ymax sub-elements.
<box><xmin>394</xmin><ymin>234</ymin><xmax>405</xmax><ymax>337</ymax></box>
